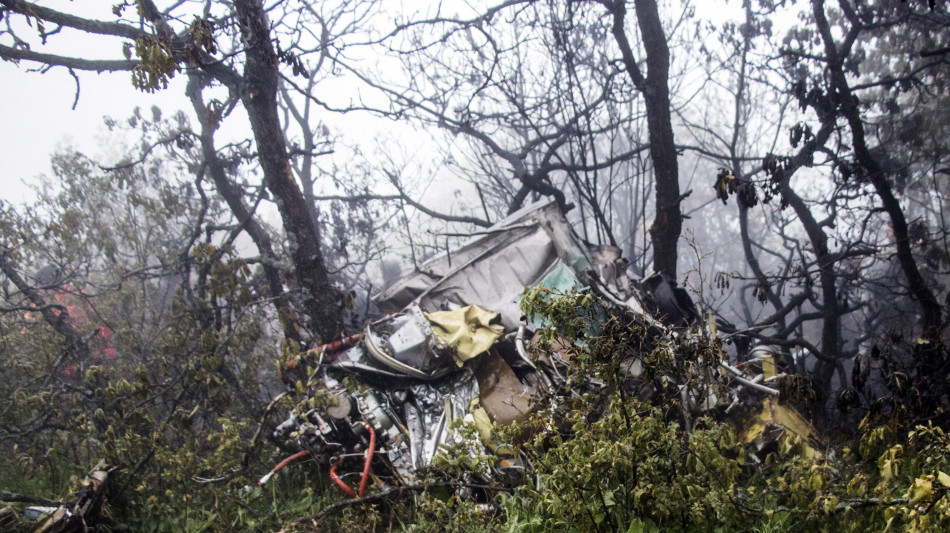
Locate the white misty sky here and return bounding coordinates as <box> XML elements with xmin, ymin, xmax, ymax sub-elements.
<box><xmin>0</xmin><ymin>0</ymin><xmax>750</xmax><ymax>206</ymax></box>
<box><xmin>1</xmin><ymin>66</ymin><xmax>188</xmax><ymax>204</ymax></box>
<box><xmin>0</xmin><ymin>1</ymin><xmax>178</xmax><ymax>203</ymax></box>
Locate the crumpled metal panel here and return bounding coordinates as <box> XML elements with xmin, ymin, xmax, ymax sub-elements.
<box><xmin>474</xmin><ymin>351</ymin><xmax>538</xmax><ymax>426</ymax></box>
<box><xmin>736</xmin><ymin>397</ymin><xmax>825</xmax><ymax>460</ymax></box>
<box><xmin>407</xmin><ymin>372</ymin><xmax>482</xmax><ymax>467</ymax></box>
<box><xmin>363</xmin><ymin>304</ymin><xmax>456</xmax><ymax>380</ymax></box>
<box><xmin>374</xmin><ymin>201</ymin><xmax>591</xmax><ymax>331</ymax></box>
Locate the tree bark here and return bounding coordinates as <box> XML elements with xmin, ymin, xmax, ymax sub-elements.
<box><xmin>187</xmin><ymin>73</ymin><xmax>303</xmax><ymax>346</ymax></box>
<box><xmin>0</xmin><ymin>0</ymin><xmax>343</xmax><ymax>343</ymax></box>
<box><xmin>233</xmin><ymin>0</ymin><xmax>341</xmax><ymax>342</ymax></box>
<box><xmin>605</xmin><ymin>0</ymin><xmax>681</xmax><ymax>278</ymax></box>
<box><xmin>777</xmin><ymin>118</ymin><xmax>842</xmax><ymax>392</ymax></box>
<box><xmin>0</xmin><ymin>251</ymin><xmax>91</xmax><ymax>368</ymax></box>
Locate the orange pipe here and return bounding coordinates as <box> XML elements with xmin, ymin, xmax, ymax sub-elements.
<box><xmin>329</xmin><ymin>424</ymin><xmax>377</xmax><ymax>498</ymax></box>
<box><xmin>330</xmin><ymin>458</ymin><xmax>358</xmax><ymax>498</ymax></box>
<box><xmin>319</xmin><ymin>333</ymin><xmax>365</xmax><ymax>359</ymax></box>
<box><xmin>358</xmin><ymin>423</ymin><xmax>376</xmax><ymax>497</ymax></box>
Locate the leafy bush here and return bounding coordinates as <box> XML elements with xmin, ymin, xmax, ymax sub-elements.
<box><xmin>5</xmin><ymin>273</ymin><xmax>950</xmax><ymax>532</ymax></box>
<box><xmin>491</xmin><ymin>288</ymin><xmax>950</xmax><ymax>532</ymax></box>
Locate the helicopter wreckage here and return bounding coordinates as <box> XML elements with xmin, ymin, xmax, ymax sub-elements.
<box><xmin>265</xmin><ymin>200</ymin><xmax>823</xmax><ymax>499</ymax></box>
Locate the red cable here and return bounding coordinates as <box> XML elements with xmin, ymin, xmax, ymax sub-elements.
<box><xmin>320</xmin><ymin>333</ymin><xmax>365</xmax><ymax>359</ymax></box>
<box><xmin>259</xmin><ymin>450</ymin><xmax>310</xmax><ymax>485</ymax></box>
<box><xmin>328</xmin><ymin>424</ymin><xmax>376</xmax><ymax>499</ymax></box>
<box><xmin>330</xmin><ymin>459</ymin><xmax>358</xmax><ymax>498</ymax></box>
<box><xmin>358</xmin><ymin>423</ymin><xmax>376</xmax><ymax>497</ymax></box>
<box><xmin>281</xmin><ymin>333</ymin><xmax>365</xmax><ymax>382</ymax></box>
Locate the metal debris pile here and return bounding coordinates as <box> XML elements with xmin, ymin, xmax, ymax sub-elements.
<box><xmin>266</xmin><ymin>201</ymin><xmax>821</xmax><ymax>497</ymax></box>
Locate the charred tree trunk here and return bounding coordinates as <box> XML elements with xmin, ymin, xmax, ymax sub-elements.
<box><xmin>773</xmin><ymin>116</ymin><xmax>843</xmax><ymax>394</ymax></box>
<box><xmin>781</xmin><ymin>181</ymin><xmax>840</xmax><ymax>392</ymax></box>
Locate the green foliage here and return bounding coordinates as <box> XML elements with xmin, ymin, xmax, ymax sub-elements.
<box><xmin>403</xmin><ymin>496</ymin><xmax>501</xmax><ymax>533</ymax></box>
<box><xmin>132</xmin><ymin>35</ymin><xmax>178</xmax><ymax>92</ymax></box>
<box><xmin>4</xmin><ymin>198</ymin><xmax>950</xmax><ymax>532</ymax></box>
<box><xmin>0</xmin><ymin>141</ymin><xmax>320</xmax><ymax>531</ymax></box>
<box><xmin>502</xmin><ymin>403</ymin><xmax>746</xmax><ymax>532</ymax></box>
<box><xmin>492</xmin><ymin>289</ymin><xmax>950</xmax><ymax>532</ymax></box>
<box><xmin>129</xmin><ymin>16</ymin><xmax>217</xmax><ymax>93</ymax></box>
<box><xmin>500</xmin><ymin>288</ymin><xmax>744</xmax><ymax>531</ymax></box>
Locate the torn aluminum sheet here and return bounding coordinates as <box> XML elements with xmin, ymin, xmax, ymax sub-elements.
<box><xmin>374</xmin><ymin>199</ymin><xmax>698</xmax><ymax>330</ymax></box>
<box><xmin>374</xmin><ymin>200</ymin><xmax>594</xmax><ymax>332</ymax></box>
<box><xmin>409</xmin><ymin>372</ymin><xmax>482</xmax><ymax>468</ymax></box>
<box><xmin>335</xmin><ymin>303</ymin><xmax>457</xmax><ymax>380</ymax></box>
